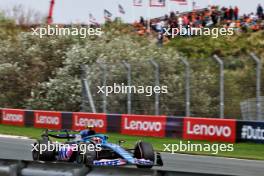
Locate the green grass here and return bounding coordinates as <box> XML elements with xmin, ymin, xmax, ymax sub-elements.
<box><xmin>0</xmin><ymin>124</ymin><xmax>263</xmax><ymax>160</ymax></box>
<box><xmin>166</xmin><ymin>31</ymin><xmax>264</xmax><ymax>59</ymax></box>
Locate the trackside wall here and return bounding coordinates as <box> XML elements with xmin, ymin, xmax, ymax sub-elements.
<box><xmin>1</xmin><ymin>108</ymin><xmax>264</xmax><ymax>143</ymax></box>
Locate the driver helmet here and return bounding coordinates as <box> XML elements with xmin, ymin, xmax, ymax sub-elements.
<box><xmin>86</xmin><ymin>124</ymin><xmax>94</xmax><ymax>130</ymax></box>
<box><xmin>91</xmin><ymin>137</ymin><xmax>102</xmax><ymax>144</ymax></box>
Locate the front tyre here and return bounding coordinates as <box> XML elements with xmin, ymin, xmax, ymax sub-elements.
<box><xmin>134</xmin><ymin>141</ymin><xmax>155</xmax><ymax>169</ymax></box>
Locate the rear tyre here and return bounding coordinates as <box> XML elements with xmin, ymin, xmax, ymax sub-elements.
<box><xmin>77</xmin><ymin>143</ymin><xmax>96</xmax><ymax>167</ymax></box>
<box><xmin>134</xmin><ymin>141</ymin><xmax>155</xmax><ymax>169</ymax></box>
<box><xmin>76</xmin><ymin>143</ymin><xmax>86</xmax><ymax>164</ymax></box>
<box><xmin>32</xmin><ymin>142</ymin><xmax>39</xmax><ymax>161</ymax></box>
<box><xmin>84</xmin><ymin>150</ymin><xmax>96</xmax><ymax>166</ymax></box>
<box><xmin>38</xmin><ymin>139</ymin><xmax>55</xmax><ymax>161</ymax></box>
<box><xmin>76</xmin><ymin>150</ymin><xmax>85</xmax><ymax>164</ymax></box>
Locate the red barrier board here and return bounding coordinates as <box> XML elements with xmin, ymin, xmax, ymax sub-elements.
<box><xmin>183</xmin><ymin>117</ymin><xmax>236</xmax><ymax>143</ymax></box>
<box><xmin>121</xmin><ymin>114</ymin><xmax>166</xmax><ymax>137</ymax></box>
<box><xmin>1</xmin><ymin>109</ymin><xmax>24</xmax><ymax>126</ymax></box>
<box><xmin>34</xmin><ymin>111</ymin><xmax>62</xmax><ymax>129</ymax></box>
<box><xmin>72</xmin><ymin>112</ymin><xmax>107</xmax><ymax>133</ymax></box>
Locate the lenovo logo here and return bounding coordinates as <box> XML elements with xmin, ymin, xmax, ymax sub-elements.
<box><xmin>72</xmin><ymin>113</ymin><xmax>107</xmax><ymax>133</ymax></box>
<box><xmin>183</xmin><ymin>117</ymin><xmax>236</xmax><ymax>143</ymax></box>
<box><xmin>74</xmin><ymin>118</ymin><xmax>104</xmax><ymax>128</ymax></box>
<box><xmin>3</xmin><ymin>113</ymin><xmax>23</xmax><ymax>122</ymax></box>
<box><xmin>36</xmin><ymin>115</ymin><xmax>59</xmax><ymax>125</ymax></box>
<box><xmin>2</xmin><ymin>109</ymin><xmax>25</xmax><ymax>126</ymax></box>
<box><xmin>124</xmin><ymin>117</ymin><xmax>162</xmax><ymax>132</ymax></box>
<box><xmin>187</xmin><ymin>121</ymin><xmax>231</xmax><ymax>137</ymax></box>
<box><xmin>34</xmin><ymin>111</ymin><xmax>62</xmax><ymax>129</ymax></box>
<box><xmin>121</xmin><ymin>115</ymin><xmax>166</xmax><ymax>137</ymax></box>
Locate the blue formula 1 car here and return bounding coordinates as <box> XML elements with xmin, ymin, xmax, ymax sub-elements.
<box><xmin>32</xmin><ymin>129</ymin><xmax>163</xmax><ymax>168</ymax></box>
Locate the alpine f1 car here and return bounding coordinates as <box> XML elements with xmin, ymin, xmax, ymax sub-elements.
<box><xmin>32</xmin><ymin>129</ymin><xmax>163</xmax><ymax>168</ymax></box>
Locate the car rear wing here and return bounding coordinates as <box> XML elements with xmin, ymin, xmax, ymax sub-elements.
<box><xmin>42</xmin><ymin>129</ymin><xmax>79</xmax><ymax>141</ymax></box>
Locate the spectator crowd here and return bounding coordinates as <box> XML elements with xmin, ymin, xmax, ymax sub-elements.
<box><xmin>133</xmin><ymin>4</ymin><xmax>264</xmax><ymax>43</ymax></box>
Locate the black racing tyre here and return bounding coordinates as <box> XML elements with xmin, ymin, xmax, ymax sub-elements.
<box><xmin>76</xmin><ymin>143</ymin><xmax>86</xmax><ymax>164</ymax></box>
<box><xmin>38</xmin><ymin>139</ymin><xmax>55</xmax><ymax>161</ymax></box>
<box><xmin>84</xmin><ymin>150</ymin><xmax>96</xmax><ymax>166</ymax></box>
<box><xmin>76</xmin><ymin>150</ymin><xmax>85</xmax><ymax>164</ymax></box>
<box><xmin>134</xmin><ymin>141</ymin><xmax>155</xmax><ymax>169</ymax></box>
<box><xmin>78</xmin><ymin>143</ymin><xmax>97</xmax><ymax>167</ymax></box>
<box><xmin>84</xmin><ymin>148</ymin><xmax>96</xmax><ymax>167</ymax></box>
<box><xmin>32</xmin><ymin>142</ymin><xmax>39</xmax><ymax>161</ymax></box>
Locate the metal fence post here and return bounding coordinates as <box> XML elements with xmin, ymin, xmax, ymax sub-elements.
<box><xmin>150</xmin><ymin>60</ymin><xmax>160</xmax><ymax>115</ymax></box>
<box><xmin>179</xmin><ymin>57</ymin><xmax>191</xmax><ymax>117</ymax></box>
<box><xmin>81</xmin><ymin>65</ymin><xmax>86</xmax><ymax>112</ymax></box>
<box><xmin>249</xmin><ymin>52</ymin><xmax>262</xmax><ymax>121</ymax></box>
<box><xmin>213</xmin><ymin>55</ymin><xmax>224</xmax><ymax>118</ymax></box>
<box><xmin>81</xmin><ymin>65</ymin><xmax>96</xmax><ymax>113</ymax></box>
<box><xmin>122</xmin><ymin>61</ymin><xmax>132</xmax><ymax>114</ymax></box>
<box><xmin>80</xmin><ymin>66</ymin><xmax>86</xmax><ymax>112</ymax></box>
<box><xmin>98</xmin><ymin>62</ymin><xmax>107</xmax><ymax>113</ymax></box>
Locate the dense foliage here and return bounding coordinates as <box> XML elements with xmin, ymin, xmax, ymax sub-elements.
<box><xmin>0</xmin><ymin>13</ymin><xmax>263</xmax><ymax>118</ymax></box>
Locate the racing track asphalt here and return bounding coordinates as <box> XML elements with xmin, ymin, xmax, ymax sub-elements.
<box><xmin>0</xmin><ymin>137</ymin><xmax>263</xmax><ymax>176</ymax></box>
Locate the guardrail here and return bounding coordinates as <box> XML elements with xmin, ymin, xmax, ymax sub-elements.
<box><xmin>0</xmin><ymin>108</ymin><xmax>264</xmax><ymax>143</ymax></box>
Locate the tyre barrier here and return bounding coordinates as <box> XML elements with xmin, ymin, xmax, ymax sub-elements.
<box><xmin>0</xmin><ymin>108</ymin><xmax>264</xmax><ymax>143</ymax></box>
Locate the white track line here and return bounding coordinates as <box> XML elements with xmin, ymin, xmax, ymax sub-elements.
<box><xmin>0</xmin><ymin>134</ymin><xmax>30</xmax><ymax>140</ymax></box>
<box><xmin>163</xmin><ymin>152</ymin><xmax>264</xmax><ymax>163</ymax></box>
